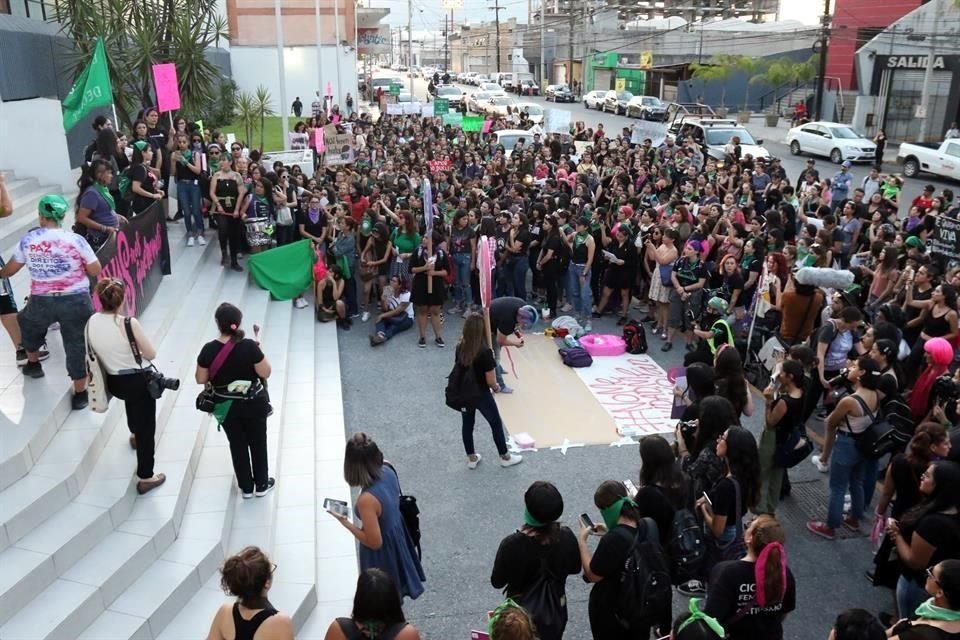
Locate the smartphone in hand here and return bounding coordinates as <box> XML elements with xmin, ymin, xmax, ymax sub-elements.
<box><xmin>323</xmin><ymin>498</ymin><xmax>350</xmax><ymax>518</ymax></box>
<box><xmin>580</xmin><ymin>513</ymin><xmax>595</xmax><ymax>530</ymax></box>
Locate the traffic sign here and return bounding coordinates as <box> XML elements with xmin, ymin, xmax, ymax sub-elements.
<box><xmin>434</xmin><ymin>98</ymin><xmax>449</xmax><ymax>115</ymax></box>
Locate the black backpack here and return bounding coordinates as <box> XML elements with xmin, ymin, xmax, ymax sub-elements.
<box><xmin>616</xmin><ymin>518</ymin><xmax>673</xmax><ymax>631</ymax></box>
<box><xmin>666</xmin><ymin>507</ymin><xmax>706</xmax><ymax>584</ymax></box>
<box><xmin>445</xmin><ymin>360</ymin><xmax>483</xmax><ymax>411</ymax></box>
<box><xmin>385</xmin><ymin>462</ymin><xmax>422</xmax><ymax>560</ymax></box>
<box><xmin>622</xmin><ymin>319</ymin><xmax>648</xmax><ymax>355</ymax></box>
<box><xmin>514</xmin><ymin>555</ymin><xmax>567</xmax><ymax>640</ymax></box>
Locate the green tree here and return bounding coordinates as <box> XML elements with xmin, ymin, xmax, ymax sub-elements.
<box><xmin>734</xmin><ymin>56</ymin><xmax>766</xmax><ymax>111</ymax></box>
<box><xmin>690</xmin><ymin>55</ymin><xmax>735</xmax><ymax>108</ymax></box>
<box><xmin>253</xmin><ymin>85</ymin><xmax>276</xmax><ymax>151</ymax></box>
<box><xmin>235</xmin><ymin>91</ymin><xmax>258</xmax><ymax>147</ymax></box>
<box><xmin>55</xmin><ymin>0</ymin><xmax>229</xmax><ymax>129</ymax></box>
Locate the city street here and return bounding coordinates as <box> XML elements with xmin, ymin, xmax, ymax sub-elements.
<box><xmin>381</xmin><ymin>72</ymin><xmax>954</xmax><ymax>216</ymax></box>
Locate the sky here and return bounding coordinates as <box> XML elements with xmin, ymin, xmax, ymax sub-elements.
<box><xmin>377</xmin><ymin>0</ymin><xmax>823</xmax><ymax>30</ymax></box>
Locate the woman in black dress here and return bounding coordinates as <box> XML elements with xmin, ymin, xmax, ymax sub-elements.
<box><xmin>874</xmin><ymin>129</ymin><xmax>887</xmax><ymax>168</ymax></box>
<box><xmin>209</xmin><ymin>155</ymin><xmax>245</xmax><ymax>272</ymax></box>
<box><xmin>535</xmin><ymin>214</ymin><xmax>565</xmax><ymax>319</ymax></box>
<box><xmin>595</xmin><ymin>224</ymin><xmax>638</xmax><ymax>325</ymax></box>
<box><xmin>410</xmin><ymin>231</ymin><xmax>447</xmax><ymax>348</ymax></box>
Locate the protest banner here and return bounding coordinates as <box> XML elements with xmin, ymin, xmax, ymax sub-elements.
<box><xmin>325</xmin><ymin>133</ymin><xmax>355</xmax><ymax>165</ymax></box>
<box><xmin>442</xmin><ymin>112</ymin><xmax>464</xmax><ymax>127</ymax></box>
<box><xmin>629</xmin><ymin>120</ymin><xmax>669</xmax><ymax>146</ymax></box>
<box><xmin>931</xmin><ymin>216</ymin><xmax>960</xmax><ymax>262</ymax></box>
<box><xmin>544</xmin><ymin>108</ymin><xmax>571</xmax><ymax>134</ymax></box>
<box><xmin>152</xmin><ymin>63</ymin><xmax>181</xmax><ymax>113</ymax></box>
<box><xmin>462</xmin><ymin>115</ymin><xmax>485</xmax><ymax>131</ymax></box>
<box><xmin>386</xmin><ymin>103</ymin><xmax>403</xmax><ymax>115</ymax></box>
<box><xmin>93</xmin><ymin>202</ymin><xmax>171</xmax><ymax>318</ymax></box>
<box><xmin>428</xmin><ymin>159</ymin><xmax>452</xmax><ymax>173</ymax></box>
<box><xmin>402</xmin><ymin>101</ymin><xmax>421</xmax><ymax>115</ymax></box>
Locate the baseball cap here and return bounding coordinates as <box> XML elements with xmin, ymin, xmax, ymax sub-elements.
<box><xmin>905</xmin><ymin>236</ymin><xmax>924</xmax><ymax>249</ymax></box>
<box><xmin>841</xmin><ymin>160</ymin><xmax>852</xmax><ymax>168</ymax></box>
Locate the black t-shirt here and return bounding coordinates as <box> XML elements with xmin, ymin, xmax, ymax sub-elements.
<box><xmin>905</xmin><ymin>512</ymin><xmax>960</xmax><ymax>584</ymax></box>
<box><xmin>543</xmin><ymin>233</ymin><xmax>565</xmax><ymax>265</ymax></box>
<box><xmin>298</xmin><ymin>209</ymin><xmax>328</xmax><ymax>241</ymax></box>
<box><xmin>490</xmin><ymin>297</ymin><xmax>525</xmax><ymax>337</ymax></box>
<box><xmin>888</xmin><ymin>453</ymin><xmax>923</xmax><ymax>520</ymax></box>
<box><xmin>197</xmin><ymin>338</ymin><xmax>265</xmax><ymax>387</ymax></box>
<box><xmin>511</xmin><ymin>229</ymin><xmax>531</xmax><ymax>255</ymax></box>
<box><xmin>739</xmin><ymin>256</ymin><xmax>762</xmax><ymax>305</ymax></box>
<box><xmin>709</xmin><ymin>477</ymin><xmax>746</xmax><ymax>530</ymax></box>
<box><xmin>674</xmin><ymin>256</ymin><xmax>706</xmax><ymax>288</ymax></box>
<box><xmin>588</xmin><ymin>523</ymin><xmax>639</xmax><ymax>623</ymax></box>
<box><xmin>634</xmin><ymin>486</ymin><xmax>677</xmax><ymax>545</ymax></box>
<box><xmin>490</xmin><ymin>527</ymin><xmax>581</xmax><ymax>598</ymax></box>
<box><xmin>130</xmin><ymin>164</ymin><xmax>156</xmax><ymax>212</ymax></box>
<box><xmin>704</xmin><ymin>559</ymin><xmax>796</xmax><ymax>640</ymax></box>
<box><xmin>470</xmin><ymin>347</ymin><xmax>496</xmax><ymax>390</ymax></box>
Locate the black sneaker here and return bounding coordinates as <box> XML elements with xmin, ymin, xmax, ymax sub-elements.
<box><xmin>22</xmin><ymin>361</ymin><xmax>44</xmax><ymax>378</ymax></box>
<box><xmin>37</xmin><ymin>345</ymin><xmax>50</xmax><ymax>361</ymax></box>
<box><xmin>435</xmin><ymin>336</ymin><xmax>445</xmax><ymax>348</ymax></box>
<box><xmin>255</xmin><ymin>477</ymin><xmax>276</xmax><ymax>497</ymax></box>
<box><xmin>418</xmin><ymin>337</ymin><xmax>426</xmax><ymax>348</ymax></box>
<box><xmin>15</xmin><ymin>348</ymin><xmax>27</xmax><ymax>367</ymax></box>
<box><xmin>661</xmin><ymin>342</ymin><xmax>673</xmax><ymax>352</ymax></box>
<box><xmin>71</xmin><ymin>390</ymin><xmax>89</xmax><ymax>411</ymax></box>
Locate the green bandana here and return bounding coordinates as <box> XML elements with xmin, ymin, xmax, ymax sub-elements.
<box><xmin>488</xmin><ymin>598</ymin><xmax>526</xmax><ymax>637</ymax></box>
<box><xmin>575</xmin><ymin>231</ymin><xmax>590</xmax><ymax>248</ymax></box>
<box><xmin>94</xmin><ymin>183</ymin><xmax>116</xmax><ymax>211</ymax></box>
<box><xmin>523</xmin><ymin>508</ymin><xmax>546</xmax><ymax>528</ymax></box>
<box><xmin>600</xmin><ymin>496</ymin><xmax>635</xmax><ymax>532</ymax></box>
<box><xmin>677</xmin><ymin>598</ymin><xmax>725</xmax><ymax>637</ymax></box>
<box><xmin>133</xmin><ymin>140</ymin><xmax>149</xmax><ymax>152</ymax></box>
<box><xmin>915</xmin><ymin>598</ymin><xmax>960</xmax><ymax>621</ymax></box>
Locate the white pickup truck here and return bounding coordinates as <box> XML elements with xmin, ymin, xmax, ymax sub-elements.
<box><xmin>897</xmin><ymin>138</ymin><xmax>960</xmax><ymax>180</ymax></box>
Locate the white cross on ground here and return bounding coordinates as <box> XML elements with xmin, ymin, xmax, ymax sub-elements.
<box><xmin>550</xmin><ymin>438</ymin><xmax>585</xmax><ymax>455</ymax></box>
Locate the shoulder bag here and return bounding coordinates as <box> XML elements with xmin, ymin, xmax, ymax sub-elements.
<box><xmin>707</xmin><ymin>478</ymin><xmax>747</xmax><ymax>564</ymax></box>
<box><xmin>123</xmin><ymin>318</ymin><xmax>176</xmax><ymax>400</ymax></box>
<box><xmin>383</xmin><ymin>461</ymin><xmax>422</xmax><ymax>560</ymax></box>
<box><xmin>85</xmin><ymin>323</ymin><xmax>112</xmax><ymax>413</ymax></box>
<box><xmin>195</xmin><ymin>340</ymin><xmax>237</xmax><ymax>413</ymax></box>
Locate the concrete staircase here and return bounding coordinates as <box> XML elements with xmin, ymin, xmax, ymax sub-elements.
<box><xmin>0</xmin><ymin>175</ymin><xmax>357</xmax><ymax>639</ymax></box>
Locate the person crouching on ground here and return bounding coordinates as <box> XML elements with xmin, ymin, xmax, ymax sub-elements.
<box><xmin>487</xmin><ymin>297</ymin><xmax>539</xmax><ymax>394</ymax></box>
<box><xmin>370</xmin><ymin>275</ymin><xmax>414</xmax><ymax>346</ymax></box>
<box><xmin>0</xmin><ymin>195</ymin><xmax>101</xmax><ymax>409</ymax></box>
<box><xmin>685</xmin><ymin>296</ymin><xmax>734</xmax><ymax>366</ymax></box>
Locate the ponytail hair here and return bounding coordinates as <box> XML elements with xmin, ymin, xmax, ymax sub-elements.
<box><xmin>749</xmin><ymin>515</ymin><xmax>787</xmax><ymax>607</ymax></box>
<box><xmin>908</xmin><ymin>422</ymin><xmax>949</xmax><ymax>477</ymax></box>
<box><xmin>214</xmin><ymin>302</ymin><xmax>245</xmax><ymax>341</ymax></box>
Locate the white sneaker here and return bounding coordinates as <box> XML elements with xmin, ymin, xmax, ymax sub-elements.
<box><xmin>187</xmin><ymin>236</ymin><xmax>195</xmax><ymax>247</ymax></box>
<box><xmin>361</xmin><ymin>311</ymin><xmax>370</xmax><ymax>322</ymax></box>
<box><xmin>467</xmin><ymin>454</ymin><xmax>482</xmax><ymax>470</ymax></box>
<box><xmin>584</xmin><ymin>322</ymin><xmax>593</xmax><ymax>333</ymax></box>
<box><xmin>197</xmin><ymin>235</ymin><xmax>207</xmax><ymax>246</ymax></box>
<box><xmin>294</xmin><ymin>297</ymin><xmax>309</xmax><ymax>309</ymax></box>
<box><xmin>542</xmin><ymin>308</ymin><xmax>551</xmax><ymax>320</ymax></box>
<box><xmin>499</xmin><ymin>453</ymin><xmax>523</xmax><ymax>468</ymax></box>
<box><xmin>561</xmin><ymin>303</ymin><xmax>573</xmax><ymax>312</ymax></box>
<box><xmin>811</xmin><ymin>455</ymin><xmax>829</xmax><ymax>473</ymax></box>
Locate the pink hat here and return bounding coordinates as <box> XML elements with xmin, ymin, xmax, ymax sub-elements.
<box><xmin>924</xmin><ymin>337</ymin><xmax>954</xmax><ymax>366</ymax></box>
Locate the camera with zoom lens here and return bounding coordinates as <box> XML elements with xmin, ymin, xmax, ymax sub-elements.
<box><xmin>932</xmin><ymin>375</ymin><xmax>960</xmax><ymax>421</ymax></box>
<box><xmin>824</xmin><ymin>368</ymin><xmax>852</xmax><ymax>408</ymax></box>
<box><xmin>145</xmin><ymin>369</ymin><xmax>181</xmax><ymax>400</ymax></box>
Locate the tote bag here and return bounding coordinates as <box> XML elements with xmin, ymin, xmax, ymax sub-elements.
<box><xmin>85</xmin><ymin>324</ymin><xmax>112</xmax><ymax>413</ymax></box>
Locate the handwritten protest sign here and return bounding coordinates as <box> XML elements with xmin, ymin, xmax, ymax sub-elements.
<box><xmin>325</xmin><ymin>133</ymin><xmax>355</xmax><ymax>165</ymax></box>
<box><xmin>152</xmin><ymin>63</ymin><xmax>180</xmax><ymax>112</ymax></box>
<box><xmin>428</xmin><ymin>159</ymin><xmax>452</xmax><ymax>173</ymax></box>
<box><xmin>931</xmin><ymin>216</ymin><xmax>960</xmax><ymax>262</ymax></box>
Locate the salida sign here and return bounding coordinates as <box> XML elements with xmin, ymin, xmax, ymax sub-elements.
<box><xmin>886</xmin><ymin>55</ymin><xmax>946</xmax><ymax>69</ymax></box>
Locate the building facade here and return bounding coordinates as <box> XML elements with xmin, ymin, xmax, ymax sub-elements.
<box><xmin>449</xmin><ymin>18</ymin><xmax>525</xmax><ymax>75</ymax></box>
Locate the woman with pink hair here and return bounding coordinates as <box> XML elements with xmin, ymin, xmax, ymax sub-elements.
<box><xmin>909</xmin><ymin>337</ymin><xmax>955</xmax><ymax>421</ymax></box>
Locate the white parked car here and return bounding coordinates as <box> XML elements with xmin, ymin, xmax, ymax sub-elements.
<box><xmin>478</xmin><ymin>82</ymin><xmax>501</xmax><ymax>93</ymax></box>
<box><xmin>514</xmin><ymin>102</ymin><xmax>544</xmax><ymax>124</ymax></box>
<box><xmin>484</xmin><ymin>95</ymin><xmax>517</xmax><ymax>117</ymax></box>
<box><xmin>468</xmin><ymin>90</ymin><xmax>503</xmax><ymax>113</ymax></box>
<box><xmin>583</xmin><ymin>90</ymin><xmax>606</xmax><ymax>110</ymax></box>
<box><xmin>493</xmin><ymin>129</ymin><xmax>534</xmax><ymax>158</ymax></box>
<box><xmin>786</xmin><ymin>121</ymin><xmax>877</xmax><ymax>164</ymax></box>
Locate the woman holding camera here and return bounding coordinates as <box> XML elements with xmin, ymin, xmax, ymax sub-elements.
<box><xmin>196</xmin><ymin>303</ymin><xmax>274</xmax><ymax>499</ymax></box>
<box><xmin>87</xmin><ymin>279</ymin><xmax>166</xmax><ymax>494</ymax></box>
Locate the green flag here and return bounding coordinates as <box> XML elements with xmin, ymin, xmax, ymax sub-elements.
<box><xmin>462</xmin><ymin>115</ymin><xmax>485</xmax><ymax>132</ymax></box>
<box><xmin>62</xmin><ymin>38</ymin><xmax>114</xmax><ymax>133</ymax></box>
<box><xmin>248</xmin><ymin>239</ymin><xmax>315</xmax><ymax>300</ymax></box>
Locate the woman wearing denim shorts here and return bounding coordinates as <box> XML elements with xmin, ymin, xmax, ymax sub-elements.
<box><xmin>0</xmin><ymin>195</ymin><xmax>102</xmax><ymax>410</ymax></box>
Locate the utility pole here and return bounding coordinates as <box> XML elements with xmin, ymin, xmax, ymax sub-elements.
<box><xmin>539</xmin><ymin>0</ymin><xmax>545</xmax><ymax>86</ymax></box>
<box><xmin>567</xmin><ymin>2</ymin><xmax>574</xmax><ymax>87</ymax></box>
<box><xmin>812</xmin><ymin>0</ymin><xmax>831</xmax><ymax>121</ymax></box>
<box><xmin>490</xmin><ymin>0</ymin><xmax>504</xmax><ymax>73</ymax></box>
<box><xmin>407</xmin><ymin>0</ymin><xmax>413</xmax><ymax>90</ymax></box>
<box><xmin>917</xmin><ymin>0</ymin><xmax>943</xmax><ymax>142</ymax></box>
<box><xmin>445</xmin><ymin>13</ymin><xmax>450</xmax><ymax>72</ymax></box>
<box><xmin>273</xmin><ymin>0</ymin><xmax>288</xmax><ymax>142</ymax></box>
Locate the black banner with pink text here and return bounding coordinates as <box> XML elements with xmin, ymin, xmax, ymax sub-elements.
<box><xmin>94</xmin><ymin>203</ymin><xmax>171</xmax><ymax>317</ymax></box>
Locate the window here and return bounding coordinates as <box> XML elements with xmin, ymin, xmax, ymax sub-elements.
<box><xmin>946</xmin><ymin>143</ymin><xmax>960</xmax><ymax>159</ymax></box>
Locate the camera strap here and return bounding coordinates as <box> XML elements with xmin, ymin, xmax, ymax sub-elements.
<box><xmin>123</xmin><ymin>317</ymin><xmax>147</xmax><ymax>369</ymax></box>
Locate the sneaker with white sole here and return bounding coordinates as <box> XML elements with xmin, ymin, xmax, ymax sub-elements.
<box><xmin>499</xmin><ymin>385</ymin><xmax>514</xmax><ymax>394</ymax></box>
<box><xmin>197</xmin><ymin>235</ymin><xmax>207</xmax><ymax>246</ymax></box>
<box><xmin>467</xmin><ymin>454</ymin><xmax>482</xmax><ymax>470</ymax></box>
<box><xmin>811</xmin><ymin>455</ymin><xmax>829</xmax><ymax>473</ymax></box>
<box><xmin>187</xmin><ymin>236</ymin><xmax>195</xmax><ymax>247</ymax></box>
<box><xmin>255</xmin><ymin>478</ymin><xmax>276</xmax><ymax>497</ymax></box>
<box><xmin>584</xmin><ymin>323</ymin><xmax>593</xmax><ymax>333</ymax></box>
<box><xmin>294</xmin><ymin>297</ymin><xmax>309</xmax><ymax>309</ymax></box>
<box><xmin>499</xmin><ymin>453</ymin><xmax>523</xmax><ymax>467</ymax></box>
<box><xmin>361</xmin><ymin>311</ymin><xmax>370</xmax><ymax>322</ymax></box>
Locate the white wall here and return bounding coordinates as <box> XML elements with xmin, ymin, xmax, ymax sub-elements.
<box><xmin>230</xmin><ymin>46</ymin><xmax>358</xmax><ymax>118</ymax></box>
<box><xmin>0</xmin><ymin>98</ymin><xmax>74</xmax><ymax>192</ymax></box>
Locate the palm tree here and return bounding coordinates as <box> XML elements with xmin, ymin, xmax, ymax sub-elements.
<box><xmin>690</xmin><ymin>55</ymin><xmax>736</xmax><ymax>108</ymax></box>
<box><xmin>235</xmin><ymin>91</ymin><xmax>258</xmax><ymax>147</ymax></box>
<box><xmin>253</xmin><ymin>86</ymin><xmax>276</xmax><ymax>151</ymax></box>
<box><xmin>734</xmin><ymin>56</ymin><xmax>766</xmax><ymax>112</ymax></box>
<box><xmin>56</xmin><ymin>0</ymin><xmax>230</xmax><ymax>129</ymax></box>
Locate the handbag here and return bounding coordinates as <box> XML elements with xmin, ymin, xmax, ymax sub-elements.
<box><xmin>276</xmin><ymin>206</ymin><xmax>294</xmax><ymax>226</ymax></box>
<box><xmin>85</xmin><ymin>324</ymin><xmax>112</xmax><ymax>413</ymax></box>
<box><xmin>774</xmin><ymin>426</ymin><xmax>814</xmax><ymax>468</ymax></box>
<box><xmin>658</xmin><ymin>263</ymin><xmax>673</xmax><ymax>288</ymax></box>
<box><xmin>384</xmin><ymin>462</ymin><xmax>421</xmax><ymax>560</ymax></box>
<box><xmin>195</xmin><ymin>340</ymin><xmax>237</xmax><ymax>413</ymax></box>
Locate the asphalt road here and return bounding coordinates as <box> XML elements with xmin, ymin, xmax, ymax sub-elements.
<box><xmin>381</xmin><ymin>72</ymin><xmax>954</xmax><ymax>217</ymax></box>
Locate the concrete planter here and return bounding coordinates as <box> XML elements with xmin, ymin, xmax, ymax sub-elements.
<box><xmin>765</xmin><ymin>113</ymin><xmax>779</xmax><ymax>127</ymax></box>
<box><xmin>737</xmin><ymin>111</ymin><xmax>751</xmax><ymax>124</ymax></box>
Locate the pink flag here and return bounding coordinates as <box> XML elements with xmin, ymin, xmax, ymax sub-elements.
<box><xmin>479</xmin><ymin>235</ymin><xmax>494</xmax><ymax>309</ymax></box>
<box><xmin>482</xmin><ymin>119</ymin><xmax>492</xmax><ymax>134</ymax></box>
<box><xmin>316</xmin><ymin>128</ymin><xmax>326</xmax><ymax>153</ymax></box>
<box><xmin>326</xmin><ymin>81</ymin><xmax>333</xmax><ymax>97</ymax></box>
<box><xmin>152</xmin><ymin>63</ymin><xmax>181</xmax><ymax>112</ymax></box>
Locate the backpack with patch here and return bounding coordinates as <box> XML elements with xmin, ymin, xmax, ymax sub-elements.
<box><xmin>559</xmin><ymin>346</ymin><xmax>593</xmax><ymax>368</ymax></box>
<box><xmin>445</xmin><ymin>359</ymin><xmax>484</xmax><ymax>411</ymax></box>
<box><xmin>616</xmin><ymin>518</ymin><xmax>673</xmax><ymax>631</ymax></box>
<box><xmin>665</xmin><ymin>507</ymin><xmax>705</xmax><ymax>584</ymax></box>
<box><xmin>514</xmin><ymin>555</ymin><xmax>568</xmax><ymax>640</ymax></box>
<box><xmin>622</xmin><ymin>319</ymin><xmax>648</xmax><ymax>355</ymax></box>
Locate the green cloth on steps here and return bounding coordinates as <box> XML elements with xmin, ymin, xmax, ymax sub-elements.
<box><xmin>247</xmin><ymin>239</ymin><xmax>315</xmax><ymax>301</ymax></box>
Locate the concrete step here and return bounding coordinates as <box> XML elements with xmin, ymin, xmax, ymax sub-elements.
<box><xmin>0</xmin><ymin>183</ymin><xmax>76</xmax><ymax>260</ymax></box>
<box><xmin>0</xmin><ymin>249</ymin><xmax>247</xmax><ymax>640</ymax></box>
<box><xmin>0</xmin><ymin>231</ymin><xmax>212</xmax><ymax>552</ymax></box>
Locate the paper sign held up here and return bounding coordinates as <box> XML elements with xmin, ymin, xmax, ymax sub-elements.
<box><xmin>152</xmin><ymin>63</ymin><xmax>181</xmax><ymax>113</ymax></box>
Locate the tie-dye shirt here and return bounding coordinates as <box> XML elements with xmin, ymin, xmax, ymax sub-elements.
<box><xmin>12</xmin><ymin>227</ymin><xmax>97</xmax><ymax>295</ymax></box>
